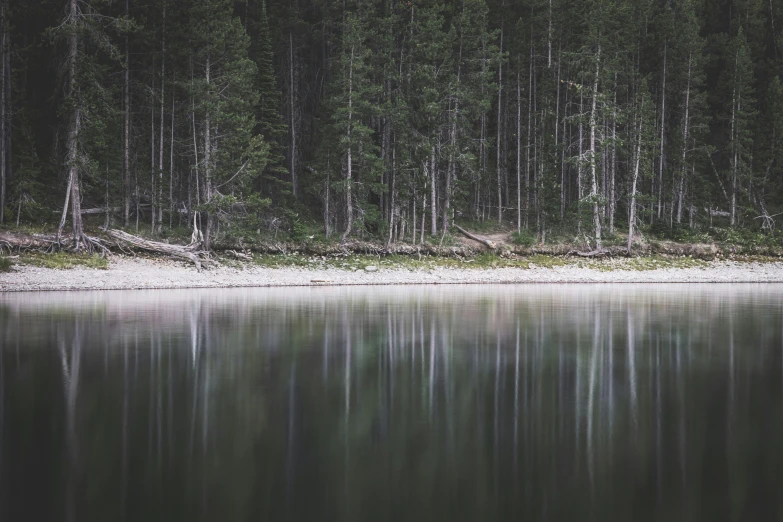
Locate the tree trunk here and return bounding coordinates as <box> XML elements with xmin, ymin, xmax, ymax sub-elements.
<box><xmin>516</xmin><ymin>67</ymin><xmax>522</xmax><ymax>232</ymax></box>
<box><xmin>289</xmin><ymin>31</ymin><xmax>297</xmax><ymax>198</ymax></box>
<box><xmin>628</xmin><ymin>98</ymin><xmax>644</xmax><ymax>254</ymax></box>
<box><xmin>657</xmin><ymin>43</ymin><xmax>666</xmax><ymax>220</ymax></box>
<box><xmin>341</xmin><ymin>46</ymin><xmax>354</xmax><ymax>242</ymax></box>
<box><xmin>169</xmin><ymin>91</ymin><xmax>175</xmax><ymax>229</ymax></box>
<box><xmin>525</xmin><ymin>42</ymin><xmax>533</xmax><ymax>229</ymax></box>
<box><xmin>204</xmin><ymin>54</ymin><xmax>213</xmax><ymax>250</ymax></box>
<box><xmin>609</xmin><ymin>76</ymin><xmax>617</xmax><ymax>234</ymax></box>
<box><xmin>158</xmin><ymin>5</ymin><xmax>166</xmax><ymax>233</ymax></box>
<box><xmin>430</xmin><ymin>146</ymin><xmax>436</xmax><ymax>236</ymax></box>
<box><xmin>123</xmin><ymin>0</ymin><xmax>131</xmax><ymax>227</ymax></box>
<box><xmin>60</xmin><ymin>0</ymin><xmax>86</xmax><ymax>248</ymax></box>
<box><xmin>676</xmin><ymin>54</ymin><xmax>691</xmax><ymax>224</ymax></box>
<box><xmin>589</xmin><ymin>44</ymin><xmax>602</xmax><ymax>249</ymax></box>
<box><xmin>496</xmin><ymin>27</ymin><xmax>503</xmax><ymax>225</ymax></box>
<box><xmin>0</xmin><ymin>0</ymin><xmax>6</xmax><ymax>224</ymax></box>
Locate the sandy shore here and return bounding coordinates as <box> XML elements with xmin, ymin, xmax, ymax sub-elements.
<box><xmin>2</xmin><ymin>255</ymin><xmax>783</xmax><ymax>292</ymax></box>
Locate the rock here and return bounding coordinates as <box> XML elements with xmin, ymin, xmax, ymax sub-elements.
<box><xmin>365</xmin><ymin>265</ymin><xmax>378</xmax><ymax>272</ymax></box>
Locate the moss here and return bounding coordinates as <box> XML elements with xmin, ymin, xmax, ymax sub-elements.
<box><xmin>18</xmin><ymin>252</ymin><xmax>108</xmax><ymax>270</ymax></box>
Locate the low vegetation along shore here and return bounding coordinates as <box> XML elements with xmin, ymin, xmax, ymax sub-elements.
<box><xmin>2</xmin><ymin>227</ymin><xmax>783</xmax><ymax>292</ymax></box>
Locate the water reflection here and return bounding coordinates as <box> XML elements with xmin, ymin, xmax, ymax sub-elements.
<box><xmin>1</xmin><ymin>285</ymin><xmax>783</xmax><ymax>521</ymax></box>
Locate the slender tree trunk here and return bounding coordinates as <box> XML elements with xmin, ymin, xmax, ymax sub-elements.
<box><xmin>496</xmin><ymin>27</ymin><xmax>503</xmax><ymax>224</ymax></box>
<box><xmin>341</xmin><ymin>46</ymin><xmax>355</xmax><ymax>242</ymax></box>
<box><xmin>150</xmin><ymin>74</ymin><xmax>156</xmax><ymax>234</ymax></box>
<box><xmin>169</xmin><ymin>91</ymin><xmax>175</xmax><ymax>229</ymax></box>
<box><xmin>730</xmin><ymin>50</ymin><xmax>738</xmax><ymax>226</ymax></box>
<box><xmin>676</xmin><ymin>54</ymin><xmax>691</xmax><ymax>224</ymax></box>
<box><xmin>609</xmin><ymin>76</ymin><xmax>617</xmax><ymax>234</ymax></box>
<box><xmin>525</xmin><ymin>42</ymin><xmax>533</xmax><ymax>229</ymax></box>
<box><xmin>60</xmin><ymin>0</ymin><xmax>85</xmax><ymax>248</ymax></box>
<box><xmin>204</xmin><ymin>54</ymin><xmax>213</xmax><ymax>249</ymax></box>
<box><xmin>289</xmin><ymin>32</ymin><xmax>297</xmax><ymax>198</ymax></box>
<box><xmin>657</xmin><ymin>43</ymin><xmax>666</xmax><ymax>220</ymax></box>
<box><xmin>577</xmin><ymin>91</ymin><xmax>583</xmax><ymax>235</ymax></box>
<box><xmin>158</xmin><ymin>5</ymin><xmax>166</xmax><ymax>233</ymax></box>
<box><xmin>123</xmin><ymin>0</ymin><xmax>131</xmax><ymax>227</ymax></box>
<box><xmin>589</xmin><ymin>44</ymin><xmax>602</xmax><ymax>249</ymax></box>
<box><xmin>0</xmin><ymin>0</ymin><xmax>7</xmax><ymax>224</ymax></box>
<box><xmin>516</xmin><ymin>68</ymin><xmax>522</xmax><ymax>232</ymax></box>
<box><xmin>555</xmin><ymin>50</ymin><xmax>563</xmax><ymax>220</ymax></box>
<box><xmin>430</xmin><ymin>146</ymin><xmax>436</xmax><ymax>236</ymax></box>
<box><xmin>628</xmin><ymin>98</ymin><xmax>644</xmax><ymax>254</ymax></box>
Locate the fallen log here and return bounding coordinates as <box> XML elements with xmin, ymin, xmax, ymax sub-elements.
<box><xmin>107</xmin><ymin>229</ymin><xmax>214</xmax><ymax>270</ymax></box>
<box><xmin>0</xmin><ymin>230</ymin><xmax>58</xmax><ymax>251</ymax></box>
<box><xmin>454</xmin><ymin>225</ymin><xmax>498</xmax><ymax>250</ymax></box>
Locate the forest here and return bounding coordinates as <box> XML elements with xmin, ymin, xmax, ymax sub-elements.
<box><xmin>0</xmin><ymin>0</ymin><xmax>782</xmax><ymax>252</ymax></box>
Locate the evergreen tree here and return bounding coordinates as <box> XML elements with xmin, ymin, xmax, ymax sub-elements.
<box><xmin>189</xmin><ymin>0</ymin><xmax>268</xmax><ymax>248</ymax></box>
<box><xmin>247</xmin><ymin>0</ymin><xmax>289</xmax><ymax>201</ymax></box>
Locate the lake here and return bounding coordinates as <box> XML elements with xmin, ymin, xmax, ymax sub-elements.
<box><xmin>1</xmin><ymin>284</ymin><xmax>782</xmax><ymax>521</ymax></box>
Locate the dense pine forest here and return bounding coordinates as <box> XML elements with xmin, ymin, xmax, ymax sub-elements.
<box><xmin>0</xmin><ymin>0</ymin><xmax>782</xmax><ymax>251</ymax></box>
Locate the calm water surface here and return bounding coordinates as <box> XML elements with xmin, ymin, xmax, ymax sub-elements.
<box><xmin>1</xmin><ymin>284</ymin><xmax>783</xmax><ymax>521</ymax></box>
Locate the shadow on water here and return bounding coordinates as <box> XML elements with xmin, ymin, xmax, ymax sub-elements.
<box><xmin>1</xmin><ymin>284</ymin><xmax>783</xmax><ymax>522</ymax></box>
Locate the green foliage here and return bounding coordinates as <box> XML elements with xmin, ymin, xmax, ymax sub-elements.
<box><xmin>0</xmin><ymin>257</ymin><xmax>11</xmax><ymax>272</ymax></box>
<box><xmin>511</xmin><ymin>229</ymin><xmax>536</xmax><ymax>247</ymax></box>
<box><xmin>18</xmin><ymin>252</ymin><xmax>108</xmax><ymax>270</ymax></box>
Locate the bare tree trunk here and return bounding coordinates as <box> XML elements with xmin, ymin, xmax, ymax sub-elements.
<box><xmin>657</xmin><ymin>43</ymin><xmax>666</xmax><ymax>220</ymax></box>
<box><xmin>324</xmin><ymin>165</ymin><xmax>330</xmax><ymax>238</ymax></box>
<box><xmin>589</xmin><ymin>44</ymin><xmax>602</xmax><ymax>249</ymax></box>
<box><xmin>676</xmin><ymin>54</ymin><xmax>691</xmax><ymax>224</ymax></box>
<box><xmin>496</xmin><ymin>27</ymin><xmax>503</xmax><ymax>225</ymax></box>
<box><xmin>169</xmin><ymin>91</ymin><xmax>175</xmax><ymax>229</ymax></box>
<box><xmin>0</xmin><ymin>0</ymin><xmax>7</xmax><ymax>224</ymax></box>
<box><xmin>60</xmin><ymin>0</ymin><xmax>86</xmax><ymax>248</ymax></box>
<box><xmin>525</xmin><ymin>42</ymin><xmax>533</xmax><ymax>229</ymax></box>
<box><xmin>341</xmin><ymin>46</ymin><xmax>355</xmax><ymax>242</ymax></box>
<box><xmin>609</xmin><ymin>76</ymin><xmax>617</xmax><ymax>234</ymax></box>
<box><xmin>123</xmin><ymin>0</ymin><xmax>131</xmax><ymax>227</ymax></box>
<box><xmin>158</xmin><ymin>5</ymin><xmax>166</xmax><ymax>233</ymax></box>
<box><xmin>555</xmin><ymin>50</ymin><xmax>563</xmax><ymax>221</ymax></box>
<box><xmin>516</xmin><ymin>67</ymin><xmax>522</xmax><ymax>232</ymax></box>
<box><xmin>628</xmin><ymin>98</ymin><xmax>644</xmax><ymax>254</ymax></box>
<box><xmin>430</xmin><ymin>146</ymin><xmax>436</xmax><ymax>236</ymax></box>
<box><xmin>289</xmin><ymin>32</ymin><xmax>297</xmax><ymax>198</ymax></box>
<box><xmin>150</xmin><ymin>74</ymin><xmax>156</xmax><ymax>234</ymax></box>
<box><xmin>204</xmin><ymin>54</ymin><xmax>213</xmax><ymax>250</ymax></box>
<box><xmin>730</xmin><ymin>49</ymin><xmax>738</xmax><ymax>226</ymax></box>
<box><xmin>577</xmin><ymin>91</ymin><xmax>583</xmax><ymax>235</ymax></box>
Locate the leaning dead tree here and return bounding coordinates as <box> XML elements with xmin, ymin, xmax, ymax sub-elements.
<box><xmin>107</xmin><ymin>229</ymin><xmax>214</xmax><ymax>270</ymax></box>
<box><xmin>454</xmin><ymin>225</ymin><xmax>499</xmax><ymax>251</ymax></box>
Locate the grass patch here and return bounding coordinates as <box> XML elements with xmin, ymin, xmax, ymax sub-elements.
<box><xmin>18</xmin><ymin>252</ymin><xmax>108</xmax><ymax>270</ymax></box>
<box><xmin>0</xmin><ymin>257</ymin><xmax>11</xmax><ymax>272</ymax></box>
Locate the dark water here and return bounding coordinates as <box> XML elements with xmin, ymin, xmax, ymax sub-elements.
<box><xmin>1</xmin><ymin>285</ymin><xmax>783</xmax><ymax>522</ymax></box>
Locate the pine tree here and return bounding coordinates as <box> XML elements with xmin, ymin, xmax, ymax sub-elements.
<box><xmin>247</xmin><ymin>0</ymin><xmax>289</xmax><ymax>200</ymax></box>
<box><xmin>189</xmin><ymin>0</ymin><xmax>268</xmax><ymax>249</ymax></box>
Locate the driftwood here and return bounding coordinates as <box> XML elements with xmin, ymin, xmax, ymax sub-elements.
<box><xmin>0</xmin><ymin>230</ymin><xmax>58</xmax><ymax>251</ymax></box>
<box><xmin>226</xmin><ymin>249</ymin><xmax>253</xmax><ymax>261</ymax></box>
<box><xmin>454</xmin><ymin>225</ymin><xmax>498</xmax><ymax>250</ymax></box>
<box><xmin>107</xmin><ymin>229</ymin><xmax>214</xmax><ymax>270</ymax></box>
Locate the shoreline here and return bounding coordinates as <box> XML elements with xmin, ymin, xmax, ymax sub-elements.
<box><xmin>3</xmin><ymin>255</ymin><xmax>783</xmax><ymax>292</ymax></box>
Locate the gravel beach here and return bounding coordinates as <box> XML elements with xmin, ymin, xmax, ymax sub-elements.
<box><xmin>3</xmin><ymin>255</ymin><xmax>783</xmax><ymax>292</ymax></box>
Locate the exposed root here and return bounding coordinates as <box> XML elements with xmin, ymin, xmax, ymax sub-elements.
<box><xmin>107</xmin><ymin>229</ymin><xmax>216</xmax><ymax>271</ymax></box>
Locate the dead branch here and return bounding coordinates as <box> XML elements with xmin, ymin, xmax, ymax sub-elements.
<box><xmin>454</xmin><ymin>225</ymin><xmax>498</xmax><ymax>250</ymax></box>
<box><xmin>107</xmin><ymin>229</ymin><xmax>214</xmax><ymax>271</ymax></box>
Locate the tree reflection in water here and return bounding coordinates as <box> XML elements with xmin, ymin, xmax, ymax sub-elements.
<box><xmin>1</xmin><ymin>284</ymin><xmax>783</xmax><ymax>522</ymax></box>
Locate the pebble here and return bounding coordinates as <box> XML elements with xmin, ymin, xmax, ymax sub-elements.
<box><xmin>2</xmin><ymin>256</ymin><xmax>783</xmax><ymax>292</ymax></box>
